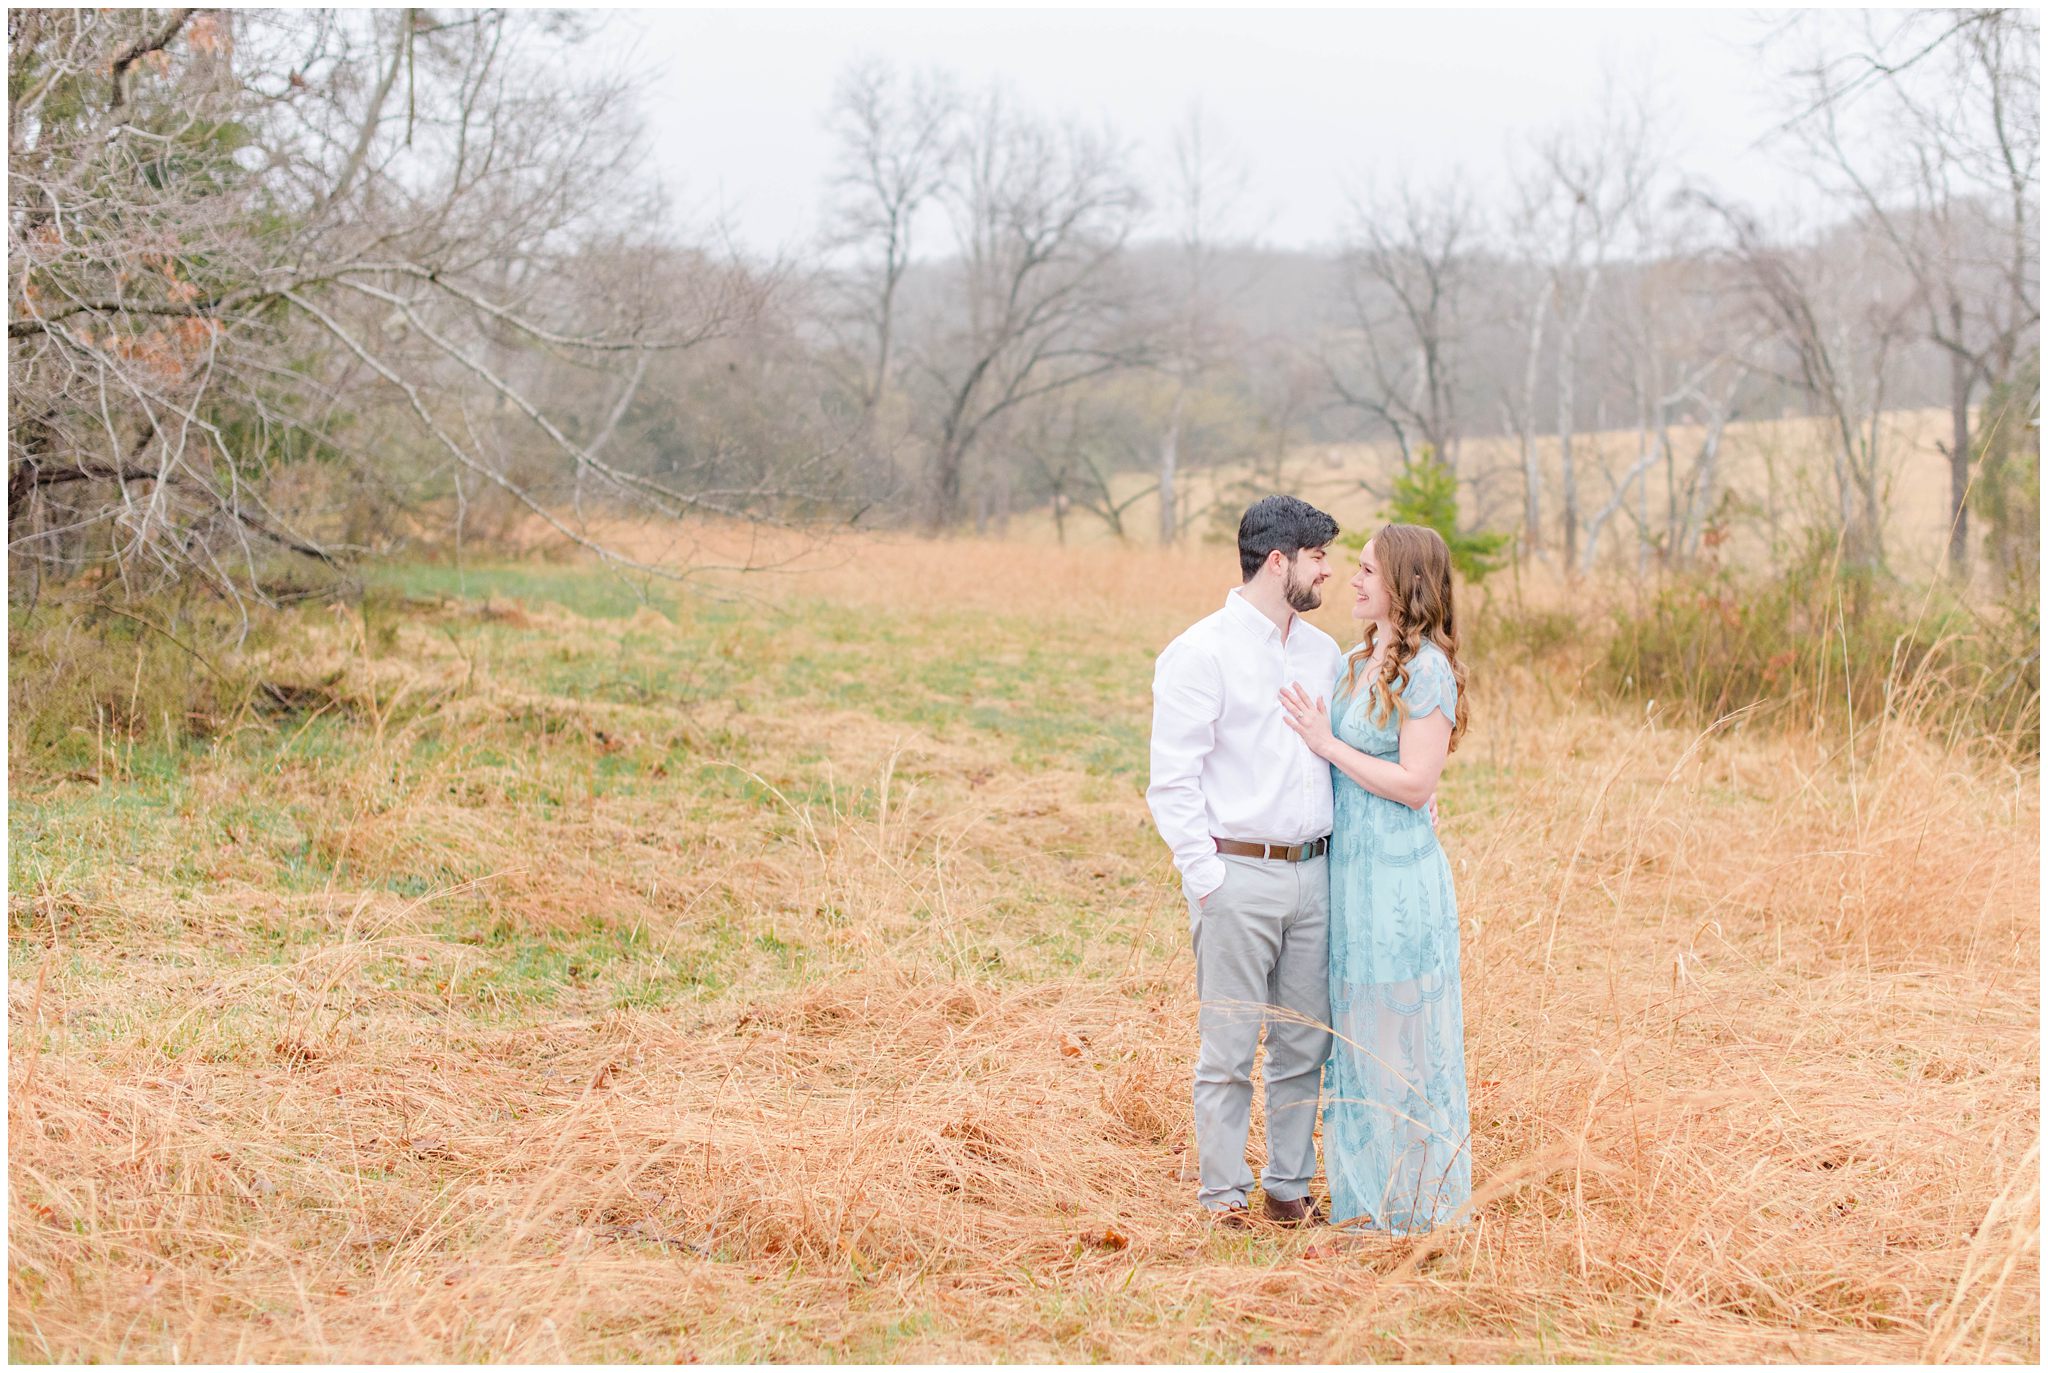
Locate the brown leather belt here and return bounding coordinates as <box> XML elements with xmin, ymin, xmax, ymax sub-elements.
<box><xmin>1214</xmin><ymin>836</ymin><xmax>1329</xmax><ymax>862</ymax></box>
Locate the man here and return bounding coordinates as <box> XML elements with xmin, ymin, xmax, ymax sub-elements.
<box><xmin>1146</xmin><ymin>494</ymin><xmax>1343</xmax><ymax>1228</ymax></box>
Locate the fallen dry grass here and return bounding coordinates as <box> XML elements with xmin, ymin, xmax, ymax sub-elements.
<box><xmin>9</xmin><ymin>531</ymin><xmax>2039</xmax><ymax>1361</ymax></box>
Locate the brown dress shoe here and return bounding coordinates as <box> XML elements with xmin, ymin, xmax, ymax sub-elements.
<box><xmin>1262</xmin><ymin>1194</ymin><xmax>1322</xmax><ymax>1227</ymax></box>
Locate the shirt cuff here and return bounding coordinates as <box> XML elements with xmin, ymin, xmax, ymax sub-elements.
<box><xmin>1183</xmin><ymin>857</ymin><xmax>1228</xmax><ymax>904</ymax></box>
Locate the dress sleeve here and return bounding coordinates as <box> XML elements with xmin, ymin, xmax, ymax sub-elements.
<box><xmin>1401</xmin><ymin>647</ymin><xmax>1457</xmax><ymax>723</ymax></box>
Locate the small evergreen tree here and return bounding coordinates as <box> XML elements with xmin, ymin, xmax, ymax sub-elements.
<box><xmin>1348</xmin><ymin>447</ymin><xmax>1508</xmax><ymax>582</ymax></box>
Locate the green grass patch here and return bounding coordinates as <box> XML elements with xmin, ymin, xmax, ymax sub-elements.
<box><xmin>366</xmin><ymin>562</ymin><xmax>681</xmax><ymax>621</ymax></box>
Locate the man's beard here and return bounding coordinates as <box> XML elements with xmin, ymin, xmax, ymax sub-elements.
<box><xmin>1284</xmin><ymin>570</ymin><xmax>1322</xmax><ymax>612</ymax></box>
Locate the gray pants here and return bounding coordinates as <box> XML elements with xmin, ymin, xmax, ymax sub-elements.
<box><xmin>1188</xmin><ymin>852</ymin><xmax>1332</xmax><ymax>1210</ymax></box>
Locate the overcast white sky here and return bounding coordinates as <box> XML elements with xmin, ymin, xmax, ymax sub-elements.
<box><xmin>596</xmin><ymin>6</ymin><xmax>1822</xmax><ymax>255</ymax></box>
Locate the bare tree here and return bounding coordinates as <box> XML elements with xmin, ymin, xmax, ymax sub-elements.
<box><xmin>1018</xmin><ymin>388</ymin><xmax>1158</xmax><ymax>543</ymax></box>
<box><xmin>1206</xmin><ymin>348</ymin><xmax>1323</xmax><ymax>539</ymax></box>
<box><xmin>1325</xmin><ymin>177</ymin><xmax>1477</xmax><ymax>479</ymax></box>
<box><xmin>1694</xmin><ymin>194</ymin><xmax>1916</xmax><ymax>573</ymax></box>
<box><xmin>1582</xmin><ymin>197</ymin><xmax>1763</xmax><ymax>574</ymax></box>
<box><xmin>1512</xmin><ymin>79</ymin><xmax>1662</xmax><ymax>570</ymax></box>
<box><xmin>908</xmin><ymin>87</ymin><xmax>1148</xmax><ymax>529</ymax></box>
<box><xmin>1657</xmin><ymin>278</ymin><xmax>1759</xmax><ymax>569</ymax></box>
<box><xmin>1150</xmin><ymin>103</ymin><xmax>1252</xmax><ymax>544</ymax></box>
<box><xmin>1495</xmin><ymin>197</ymin><xmax>1558</xmax><ymax>559</ymax></box>
<box><xmin>8</xmin><ymin>8</ymin><xmax>782</xmax><ymax>616</ymax></box>
<box><xmin>818</xmin><ymin>59</ymin><xmax>958</xmax><ymax>497</ymax></box>
<box><xmin>1773</xmin><ymin>8</ymin><xmax>2040</xmax><ymax>581</ymax></box>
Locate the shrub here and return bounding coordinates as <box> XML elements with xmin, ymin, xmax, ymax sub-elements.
<box><xmin>1599</xmin><ymin>554</ymin><xmax>2039</xmax><ymax>758</ymax></box>
<box><xmin>1479</xmin><ymin>601</ymin><xmax>1580</xmax><ymax>664</ymax></box>
<box><xmin>8</xmin><ymin>596</ymin><xmax>281</xmax><ymax>777</ymax></box>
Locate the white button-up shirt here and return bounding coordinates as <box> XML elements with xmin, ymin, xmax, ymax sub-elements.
<box><xmin>1146</xmin><ymin>587</ymin><xmax>1345</xmax><ymax>902</ymax></box>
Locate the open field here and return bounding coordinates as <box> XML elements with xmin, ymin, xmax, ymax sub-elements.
<box><xmin>1026</xmin><ymin>408</ymin><xmax>1995</xmax><ymax>589</ymax></box>
<box><xmin>9</xmin><ymin>532</ymin><xmax>2040</xmax><ymax>1361</ymax></box>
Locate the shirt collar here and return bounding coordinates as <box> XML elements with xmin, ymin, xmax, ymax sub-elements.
<box><xmin>1224</xmin><ymin>586</ymin><xmax>1290</xmax><ymax>644</ymax></box>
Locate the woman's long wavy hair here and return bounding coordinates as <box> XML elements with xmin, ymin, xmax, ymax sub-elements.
<box><xmin>1341</xmin><ymin>523</ymin><xmax>1470</xmax><ymax>752</ymax></box>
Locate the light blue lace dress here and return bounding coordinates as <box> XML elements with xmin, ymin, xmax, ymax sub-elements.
<box><xmin>1323</xmin><ymin>640</ymin><xmax>1472</xmax><ymax>1234</ymax></box>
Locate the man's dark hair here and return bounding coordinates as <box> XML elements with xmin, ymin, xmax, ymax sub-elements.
<box><xmin>1238</xmin><ymin>494</ymin><xmax>1340</xmax><ymax>581</ymax></box>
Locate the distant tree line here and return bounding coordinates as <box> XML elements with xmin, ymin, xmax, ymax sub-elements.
<box><xmin>8</xmin><ymin>8</ymin><xmax>2038</xmax><ymax>609</ymax></box>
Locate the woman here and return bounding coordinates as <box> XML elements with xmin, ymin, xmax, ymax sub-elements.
<box><xmin>1279</xmin><ymin>523</ymin><xmax>1472</xmax><ymax>1235</ymax></box>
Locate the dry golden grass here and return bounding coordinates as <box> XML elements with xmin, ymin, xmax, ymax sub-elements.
<box><xmin>9</xmin><ymin>530</ymin><xmax>2039</xmax><ymax>1362</ymax></box>
<box><xmin>1015</xmin><ymin>407</ymin><xmax>1983</xmax><ymax>588</ymax></box>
